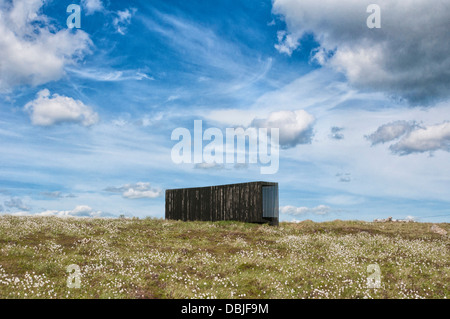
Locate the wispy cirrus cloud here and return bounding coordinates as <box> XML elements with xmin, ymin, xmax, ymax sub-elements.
<box><xmin>139</xmin><ymin>9</ymin><xmax>273</xmax><ymax>96</ymax></box>
<box><xmin>66</xmin><ymin>67</ymin><xmax>154</xmax><ymax>82</ymax></box>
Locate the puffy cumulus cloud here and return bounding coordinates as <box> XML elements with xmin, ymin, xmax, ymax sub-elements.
<box><xmin>365</xmin><ymin>121</ymin><xmax>418</xmax><ymax>145</ymax></box>
<box><xmin>0</xmin><ymin>0</ymin><xmax>92</xmax><ymax>92</ymax></box>
<box><xmin>272</xmin><ymin>0</ymin><xmax>450</xmax><ymax>105</ymax></box>
<box><xmin>389</xmin><ymin>122</ymin><xmax>450</xmax><ymax>155</ymax></box>
<box><xmin>280</xmin><ymin>205</ymin><xmax>331</xmax><ymax>216</ymax></box>
<box><xmin>104</xmin><ymin>182</ymin><xmax>162</xmax><ymax>199</ymax></box>
<box><xmin>251</xmin><ymin>110</ymin><xmax>315</xmax><ymax>148</ymax></box>
<box><xmin>367</xmin><ymin>120</ymin><xmax>450</xmax><ymax>155</ymax></box>
<box><xmin>24</xmin><ymin>89</ymin><xmax>99</xmax><ymax>126</ymax></box>
<box><xmin>81</xmin><ymin>0</ymin><xmax>104</xmax><ymax>15</ymax></box>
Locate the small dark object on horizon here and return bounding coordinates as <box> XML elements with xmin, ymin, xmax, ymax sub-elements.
<box><xmin>165</xmin><ymin>181</ymin><xmax>279</xmax><ymax>226</ymax></box>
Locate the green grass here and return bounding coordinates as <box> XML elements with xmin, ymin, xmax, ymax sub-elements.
<box><xmin>0</xmin><ymin>215</ymin><xmax>448</xmax><ymax>299</ymax></box>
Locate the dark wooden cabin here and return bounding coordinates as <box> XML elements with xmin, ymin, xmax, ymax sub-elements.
<box><xmin>165</xmin><ymin>181</ymin><xmax>279</xmax><ymax>226</ymax></box>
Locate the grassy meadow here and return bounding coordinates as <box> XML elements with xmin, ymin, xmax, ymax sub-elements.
<box><xmin>0</xmin><ymin>215</ymin><xmax>448</xmax><ymax>299</ymax></box>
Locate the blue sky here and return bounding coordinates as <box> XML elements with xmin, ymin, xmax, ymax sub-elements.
<box><xmin>1</xmin><ymin>0</ymin><xmax>449</xmax><ymax>222</ymax></box>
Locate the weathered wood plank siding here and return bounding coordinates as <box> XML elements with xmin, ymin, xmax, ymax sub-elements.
<box><xmin>165</xmin><ymin>181</ymin><xmax>279</xmax><ymax>225</ymax></box>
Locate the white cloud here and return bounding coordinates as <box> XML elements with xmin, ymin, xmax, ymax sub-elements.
<box><xmin>18</xmin><ymin>205</ymin><xmax>110</xmax><ymax>218</ymax></box>
<box><xmin>281</xmin><ymin>205</ymin><xmax>331</xmax><ymax>216</ymax></box>
<box><xmin>330</xmin><ymin>126</ymin><xmax>344</xmax><ymax>140</ymax></box>
<box><xmin>40</xmin><ymin>191</ymin><xmax>76</xmax><ymax>199</ymax></box>
<box><xmin>194</xmin><ymin>162</ymin><xmax>224</xmax><ymax>170</ymax></box>
<box><xmin>81</xmin><ymin>0</ymin><xmax>104</xmax><ymax>15</ymax></box>
<box><xmin>105</xmin><ymin>182</ymin><xmax>162</xmax><ymax>199</ymax></box>
<box><xmin>366</xmin><ymin>120</ymin><xmax>450</xmax><ymax>155</ymax></box>
<box><xmin>4</xmin><ymin>197</ymin><xmax>30</xmax><ymax>211</ymax></box>
<box><xmin>365</xmin><ymin>121</ymin><xmax>418</xmax><ymax>145</ymax></box>
<box><xmin>66</xmin><ymin>67</ymin><xmax>154</xmax><ymax>82</ymax></box>
<box><xmin>272</xmin><ymin>0</ymin><xmax>450</xmax><ymax>105</ymax></box>
<box><xmin>0</xmin><ymin>0</ymin><xmax>92</xmax><ymax>92</ymax></box>
<box><xmin>251</xmin><ymin>110</ymin><xmax>315</xmax><ymax>148</ymax></box>
<box><xmin>274</xmin><ymin>30</ymin><xmax>299</xmax><ymax>56</ymax></box>
<box><xmin>335</xmin><ymin>173</ymin><xmax>351</xmax><ymax>183</ymax></box>
<box><xmin>204</xmin><ymin>108</ymin><xmax>316</xmax><ymax>149</ymax></box>
<box><xmin>166</xmin><ymin>95</ymin><xmax>180</xmax><ymax>102</ymax></box>
<box><xmin>113</xmin><ymin>8</ymin><xmax>136</xmax><ymax>35</ymax></box>
<box><xmin>390</xmin><ymin>122</ymin><xmax>450</xmax><ymax>155</ymax></box>
<box><xmin>40</xmin><ymin>191</ymin><xmax>64</xmax><ymax>198</ymax></box>
<box><xmin>24</xmin><ymin>89</ymin><xmax>99</xmax><ymax>126</ymax></box>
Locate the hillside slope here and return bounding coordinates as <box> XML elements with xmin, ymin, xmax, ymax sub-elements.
<box><xmin>0</xmin><ymin>216</ymin><xmax>448</xmax><ymax>299</ymax></box>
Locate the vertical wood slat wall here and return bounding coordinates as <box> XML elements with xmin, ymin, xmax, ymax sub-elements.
<box><xmin>165</xmin><ymin>181</ymin><xmax>278</xmax><ymax>225</ymax></box>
